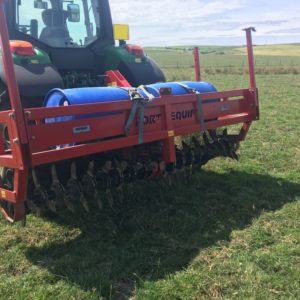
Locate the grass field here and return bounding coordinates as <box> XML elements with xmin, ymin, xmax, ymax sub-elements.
<box><xmin>146</xmin><ymin>44</ymin><xmax>300</xmax><ymax>77</ymax></box>
<box><xmin>0</xmin><ymin>45</ymin><xmax>300</xmax><ymax>299</ymax></box>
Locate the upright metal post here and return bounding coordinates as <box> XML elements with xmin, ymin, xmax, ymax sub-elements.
<box><xmin>243</xmin><ymin>27</ymin><xmax>257</xmax><ymax>91</ymax></box>
<box><xmin>193</xmin><ymin>47</ymin><xmax>201</xmax><ymax>81</ymax></box>
<box><xmin>238</xmin><ymin>27</ymin><xmax>259</xmax><ymax>142</ymax></box>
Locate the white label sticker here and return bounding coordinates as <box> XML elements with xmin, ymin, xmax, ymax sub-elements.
<box><xmin>73</xmin><ymin>125</ymin><xmax>91</xmax><ymax>134</ymax></box>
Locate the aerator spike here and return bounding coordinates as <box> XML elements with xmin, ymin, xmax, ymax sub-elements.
<box><xmin>50</xmin><ymin>164</ymin><xmax>65</xmax><ymax>204</ymax></box>
<box><xmin>87</xmin><ymin>161</ymin><xmax>95</xmax><ymax>176</ymax></box>
<box><xmin>208</xmin><ymin>129</ymin><xmax>218</xmax><ymax>142</ymax></box>
<box><xmin>70</xmin><ymin>161</ymin><xmax>77</xmax><ymax>180</ymax></box>
<box><xmin>32</xmin><ymin>168</ymin><xmax>56</xmax><ymax>214</ymax></box>
<box><xmin>221</xmin><ymin>140</ymin><xmax>239</xmax><ymax>161</ymax></box>
<box><xmin>81</xmin><ymin>161</ymin><xmax>98</xmax><ymax>200</ymax></box>
<box><xmin>99</xmin><ymin>161</ymin><xmax>115</xmax><ymax>207</ymax></box>
<box><xmin>51</xmin><ymin>164</ymin><xmax>59</xmax><ymax>183</ymax></box>
<box><xmin>80</xmin><ymin>194</ymin><xmax>90</xmax><ymax>213</ymax></box>
<box><xmin>66</xmin><ymin>162</ymin><xmax>89</xmax><ymax>213</ymax></box>
<box><xmin>192</xmin><ymin>136</ymin><xmax>201</xmax><ymax>148</ymax></box>
<box><xmin>203</xmin><ymin>132</ymin><xmax>210</xmax><ymax>145</ymax></box>
<box><xmin>181</xmin><ymin>140</ymin><xmax>190</xmax><ymax>151</ymax></box>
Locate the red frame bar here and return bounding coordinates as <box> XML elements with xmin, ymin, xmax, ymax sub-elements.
<box><xmin>0</xmin><ymin>0</ymin><xmax>259</xmax><ymax>222</ymax></box>
<box><xmin>25</xmin><ymin>90</ymin><xmax>255</xmax><ymax>153</ymax></box>
<box><xmin>244</xmin><ymin>27</ymin><xmax>257</xmax><ymax>91</ymax></box>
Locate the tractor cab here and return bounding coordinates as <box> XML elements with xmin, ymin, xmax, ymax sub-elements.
<box><xmin>0</xmin><ymin>0</ymin><xmax>165</xmax><ymax>109</ymax></box>
<box><xmin>15</xmin><ymin>0</ymin><xmax>101</xmax><ymax>48</ymax></box>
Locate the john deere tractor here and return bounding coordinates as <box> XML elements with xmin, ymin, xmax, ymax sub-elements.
<box><xmin>0</xmin><ymin>0</ymin><xmax>165</xmax><ymax>109</ymax></box>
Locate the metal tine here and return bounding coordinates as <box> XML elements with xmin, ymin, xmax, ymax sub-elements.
<box><xmin>149</xmin><ymin>160</ymin><xmax>159</xmax><ymax>179</ymax></box>
<box><xmin>221</xmin><ymin>140</ymin><xmax>239</xmax><ymax>161</ymax></box>
<box><xmin>50</xmin><ymin>164</ymin><xmax>65</xmax><ymax>207</ymax></box>
<box><xmin>164</xmin><ymin>162</ymin><xmax>175</xmax><ymax>186</ymax></box>
<box><xmin>229</xmin><ymin>142</ymin><xmax>239</xmax><ymax>161</ymax></box>
<box><xmin>191</xmin><ymin>136</ymin><xmax>203</xmax><ymax>167</ymax></box>
<box><xmin>214</xmin><ymin>139</ymin><xmax>226</xmax><ymax>156</ymax></box>
<box><xmin>121</xmin><ymin>162</ymin><xmax>135</xmax><ymax>194</ymax></box>
<box><xmin>167</xmin><ymin>172</ymin><xmax>173</xmax><ymax>186</ymax></box>
<box><xmin>88</xmin><ymin>161</ymin><xmax>103</xmax><ymax>210</ymax></box>
<box><xmin>26</xmin><ymin>198</ymin><xmax>39</xmax><ymax>215</ymax></box>
<box><xmin>102</xmin><ymin>161</ymin><xmax>114</xmax><ymax>208</ymax></box>
<box><xmin>175</xmin><ymin>146</ymin><xmax>186</xmax><ymax>180</ymax></box>
<box><xmin>90</xmin><ymin>161</ymin><xmax>104</xmax><ymax>211</ymax></box>
<box><xmin>32</xmin><ymin>168</ymin><xmax>55</xmax><ymax>214</ymax></box>
<box><xmin>208</xmin><ymin>129</ymin><xmax>225</xmax><ymax>156</ymax></box>
<box><xmin>51</xmin><ymin>164</ymin><xmax>59</xmax><ymax>184</ymax></box>
<box><xmin>181</xmin><ymin>141</ymin><xmax>194</xmax><ymax>178</ymax></box>
<box><xmin>201</xmin><ymin>131</ymin><xmax>218</xmax><ymax>158</ymax></box>
<box><xmin>222</xmin><ymin>128</ymin><xmax>228</xmax><ymax>137</ymax></box>
<box><xmin>208</xmin><ymin>129</ymin><xmax>218</xmax><ymax>142</ymax></box>
<box><xmin>87</xmin><ymin>160</ymin><xmax>94</xmax><ymax>177</ymax></box>
<box><xmin>62</xmin><ymin>163</ymin><xmax>76</xmax><ymax>213</ymax></box>
<box><xmin>82</xmin><ymin>160</ymin><xmax>102</xmax><ymax>210</ymax></box>
<box><xmin>192</xmin><ymin>136</ymin><xmax>201</xmax><ymax>148</ymax></box>
<box><xmin>203</xmin><ymin>132</ymin><xmax>211</xmax><ymax>145</ymax></box>
<box><xmin>159</xmin><ymin>160</ymin><xmax>166</xmax><ymax>177</ymax></box>
<box><xmin>68</xmin><ymin>161</ymin><xmax>89</xmax><ymax>213</ymax></box>
<box><xmin>74</xmin><ymin>162</ymin><xmax>90</xmax><ymax>213</ymax></box>
<box><xmin>95</xmin><ymin>168</ymin><xmax>109</xmax><ymax>208</ymax></box>
<box><xmin>114</xmin><ymin>159</ymin><xmax>125</xmax><ymax>202</ymax></box>
<box><xmin>119</xmin><ymin>160</ymin><xmax>132</xmax><ymax>197</ymax></box>
<box><xmin>32</xmin><ymin>168</ymin><xmax>40</xmax><ymax>189</ymax></box>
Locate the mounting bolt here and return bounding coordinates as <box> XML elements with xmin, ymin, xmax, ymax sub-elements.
<box><xmin>24</xmin><ymin>111</ymin><xmax>32</xmax><ymax>118</ymax></box>
<box><xmin>12</xmin><ymin>138</ymin><xmax>19</xmax><ymax>144</ymax></box>
<box><xmin>9</xmin><ymin>112</ymin><xmax>15</xmax><ymax>119</ymax></box>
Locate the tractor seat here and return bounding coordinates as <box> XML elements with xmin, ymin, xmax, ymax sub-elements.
<box><xmin>40</xmin><ymin>9</ymin><xmax>71</xmax><ymax>47</ymax></box>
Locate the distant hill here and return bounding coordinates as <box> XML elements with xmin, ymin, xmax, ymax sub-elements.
<box><xmin>234</xmin><ymin>44</ymin><xmax>300</xmax><ymax>56</ymax></box>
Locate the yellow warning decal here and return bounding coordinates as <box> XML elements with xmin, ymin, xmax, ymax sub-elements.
<box><xmin>31</xmin><ymin>60</ymin><xmax>39</xmax><ymax>64</ymax></box>
<box><xmin>1</xmin><ymin>190</ymin><xmax>6</xmax><ymax>199</ymax></box>
<box><xmin>168</xmin><ymin>130</ymin><xmax>175</xmax><ymax>137</ymax></box>
<box><xmin>135</xmin><ymin>58</ymin><xmax>142</xmax><ymax>63</ymax></box>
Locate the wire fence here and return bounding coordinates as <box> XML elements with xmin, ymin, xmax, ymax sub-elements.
<box><xmin>146</xmin><ymin>49</ymin><xmax>300</xmax><ymax>71</ymax></box>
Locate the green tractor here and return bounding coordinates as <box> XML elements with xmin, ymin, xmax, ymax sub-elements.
<box><xmin>0</xmin><ymin>0</ymin><xmax>165</xmax><ymax>109</ymax></box>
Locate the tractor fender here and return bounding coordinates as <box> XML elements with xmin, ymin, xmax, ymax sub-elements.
<box><xmin>0</xmin><ymin>60</ymin><xmax>63</xmax><ymax>108</ymax></box>
<box><xmin>118</xmin><ymin>56</ymin><xmax>166</xmax><ymax>86</ymax></box>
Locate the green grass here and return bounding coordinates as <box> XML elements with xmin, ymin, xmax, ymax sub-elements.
<box><xmin>1</xmin><ymin>48</ymin><xmax>300</xmax><ymax>299</ymax></box>
<box><xmin>235</xmin><ymin>44</ymin><xmax>300</xmax><ymax>56</ymax></box>
<box><xmin>146</xmin><ymin>44</ymin><xmax>300</xmax><ymax>75</ymax></box>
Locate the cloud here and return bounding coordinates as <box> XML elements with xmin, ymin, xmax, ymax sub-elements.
<box><xmin>267</xmin><ymin>28</ymin><xmax>300</xmax><ymax>34</ymax></box>
<box><xmin>109</xmin><ymin>0</ymin><xmax>300</xmax><ymax>45</ymax></box>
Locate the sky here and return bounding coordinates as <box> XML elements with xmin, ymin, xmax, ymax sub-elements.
<box><xmin>109</xmin><ymin>0</ymin><xmax>300</xmax><ymax>46</ymax></box>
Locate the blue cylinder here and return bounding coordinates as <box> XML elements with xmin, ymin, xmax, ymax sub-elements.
<box><xmin>144</xmin><ymin>81</ymin><xmax>217</xmax><ymax>97</ymax></box>
<box><xmin>44</xmin><ymin>81</ymin><xmax>217</xmax><ymax>122</ymax></box>
<box><xmin>44</xmin><ymin>87</ymin><xmax>131</xmax><ymax>122</ymax></box>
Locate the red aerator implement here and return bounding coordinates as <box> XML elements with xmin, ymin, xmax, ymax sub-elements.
<box><xmin>0</xmin><ymin>0</ymin><xmax>259</xmax><ymax>223</ymax></box>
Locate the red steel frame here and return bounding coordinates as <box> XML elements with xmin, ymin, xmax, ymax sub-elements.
<box><xmin>0</xmin><ymin>0</ymin><xmax>259</xmax><ymax>222</ymax></box>
<box><xmin>193</xmin><ymin>47</ymin><xmax>201</xmax><ymax>82</ymax></box>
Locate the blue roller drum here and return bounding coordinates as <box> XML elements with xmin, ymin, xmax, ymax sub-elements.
<box><xmin>44</xmin><ymin>81</ymin><xmax>217</xmax><ymax>122</ymax></box>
